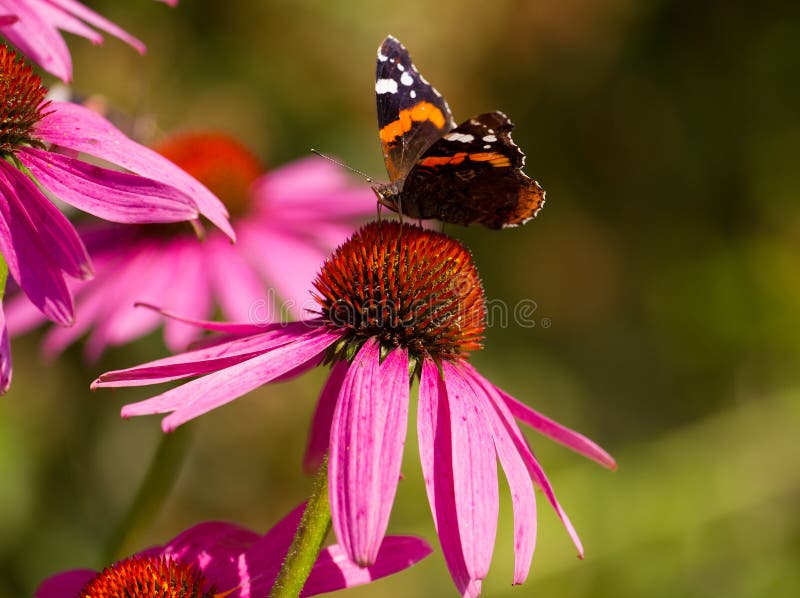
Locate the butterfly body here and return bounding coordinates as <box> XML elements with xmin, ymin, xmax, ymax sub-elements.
<box><xmin>373</xmin><ymin>36</ymin><xmax>545</xmax><ymax>229</ymax></box>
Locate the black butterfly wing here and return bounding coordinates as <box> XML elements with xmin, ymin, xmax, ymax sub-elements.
<box><xmin>401</xmin><ymin>111</ymin><xmax>545</xmax><ymax>228</ymax></box>
<box><xmin>376</xmin><ymin>36</ymin><xmax>456</xmax><ymax>183</ymax></box>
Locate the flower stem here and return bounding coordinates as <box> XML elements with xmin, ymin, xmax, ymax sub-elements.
<box><xmin>104</xmin><ymin>425</ymin><xmax>194</xmax><ymax>561</ymax></box>
<box><xmin>270</xmin><ymin>455</ymin><xmax>331</xmax><ymax>598</ymax></box>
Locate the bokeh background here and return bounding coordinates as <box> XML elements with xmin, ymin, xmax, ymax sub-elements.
<box><xmin>2</xmin><ymin>0</ymin><xmax>800</xmax><ymax>596</ymax></box>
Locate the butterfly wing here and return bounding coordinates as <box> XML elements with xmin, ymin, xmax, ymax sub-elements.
<box><xmin>376</xmin><ymin>36</ymin><xmax>456</xmax><ymax>183</ymax></box>
<box><xmin>401</xmin><ymin>111</ymin><xmax>545</xmax><ymax>228</ymax></box>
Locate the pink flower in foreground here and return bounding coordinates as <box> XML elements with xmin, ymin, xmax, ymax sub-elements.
<box><xmin>6</xmin><ymin>132</ymin><xmax>372</xmax><ymax>359</ymax></box>
<box><xmin>0</xmin><ymin>0</ymin><xmax>176</xmax><ymax>82</ymax></box>
<box><xmin>94</xmin><ymin>221</ymin><xmax>616</xmax><ymax>597</ymax></box>
<box><xmin>0</xmin><ymin>47</ymin><xmax>233</xmax><ymax>392</ymax></box>
<box><xmin>35</xmin><ymin>504</ymin><xmax>431</xmax><ymax>597</ymax></box>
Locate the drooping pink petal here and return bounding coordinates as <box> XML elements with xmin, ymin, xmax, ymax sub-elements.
<box><xmin>83</xmin><ymin>242</ymin><xmax>177</xmax><ymax>359</ymax></box>
<box><xmin>18</xmin><ymin>148</ymin><xmax>200</xmax><ymax>224</ymax></box>
<box><xmin>441</xmin><ymin>361</ymin><xmax>499</xmax><ymax>582</ymax></box>
<box><xmin>304</xmin><ymin>360</ymin><xmax>348</xmax><ymax>473</ymax></box>
<box><xmin>0</xmin><ymin>157</ymin><xmax>91</xmax><ymax>280</ymax></box>
<box><xmin>471</xmin><ymin>370</ymin><xmax>585</xmax><ymax>558</ymax></box>
<box><xmin>3</xmin><ymin>289</ymin><xmax>45</xmax><ymax>336</ymax></box>
<box><xmin>0</xmin><ymin>161</ymin><xmax>73</xmax><ymax>325</ymax></box>
<box><xmin>24</xmin><ymin>0</ymin><xmax>103</xmax><ymax>45</ymax></box>
<box><xmin>239</xmin><ymin>224</ymin><xmax>326</xmax><ymax>319</ymax></box>
<box><xmin>93</xmin><ymin>321</ymin><xmax>322</xmax><ymax>388</ymax></box>
<box><xmin>461</xmin><ymin>367</ymin><xmax>537</xmax><ymax>585</ymax></box>
<box><xmin>0</xmin><ymin>0</ymin><xmax>72</xmax><ymax>81</ymax></box>
<box><xmin>204</xmin><ymin>231</ymin><xmax>270</xmax><ymax>323</ymax></box>
<box><xmin>329</xmin><ymin>340</ymin><xmax>410</xmax><ymax>567</ymax></box>
<box><xmin>491</xmin><ymin>378</ymin><xmax>617</xmax><ymax>470</ymax></box>
<box><xmin>45</xmin><ymin>0</ymin><xmax>146</xmax><ymax>53</ymax></box>
<box><xmin>33</xmin><ymin>102</ymin><xmax>234</xmax><ymax>239</ymax></box>
<box><xmin>161</xmin><ymin>241</ymin><xmax>213</xmax><ymax>351</ymax></box>
<box><xmin>118</xmin><ymin>328</ymin><xmax>338</xmax><ymax>431</ymax></box>
<box><xmin>301</xmin><ymin>536</ymin><xmax>432</xmax><ymax>596</ymax></box>
<box><xmin>0</xmin><ymin>301</ymin><xmax>12</xmax><ymax>393</ymax></box>
<box><xmin>34</xmin><ymin>569</ymin><xmax>95</xmax><ymax>598</ymax></box>
<box><xmin>417</xmin><ymin>359</ymin><xmax>475</xmax><ymax>597</ymax></box>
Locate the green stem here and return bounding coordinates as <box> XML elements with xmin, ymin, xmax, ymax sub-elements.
<box><xmin>104</xmin><ymin>425</ymin><xmax>194</xmax><ymax>561</ymax></box>
<box><xmin>269</xmin><ymin>455</ymin><xmax>332</xmax><ymax>598</ymax></box>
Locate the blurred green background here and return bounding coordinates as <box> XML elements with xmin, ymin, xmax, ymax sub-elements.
<box><xmin>2</xmin><ymin>0</ymin><xmax>800</xmax><ymax>596</ymax></box>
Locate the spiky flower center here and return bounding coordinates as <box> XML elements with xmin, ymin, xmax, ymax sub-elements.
<box><xmin>155</xmin><ymin>132</ymin><xmax>262</xmax><ymax>217</ymax></box>
<box><xmin>0</xmin><ymin>45</ymin><xmax>48</xmax><ymax>154</ymax></box>
<box><xmin>76</xmin><ymin>555</ymin><xmax>216</xmax><ymax>598</ymax></box>
<box><xmin>313</xmin><ymin>221</ymin><xmax>486</xmax><ymax>362</ymax></box>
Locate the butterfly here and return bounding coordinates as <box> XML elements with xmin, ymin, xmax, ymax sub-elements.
<box><xmin>371</xmin><ymin>35</ymin><xmax>545</xmax><ymax>229</ymax></box>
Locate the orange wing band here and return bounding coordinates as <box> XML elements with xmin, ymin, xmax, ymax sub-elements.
<box><xmin>379</xmin><ymin>101</ymin><xmax>447</xmax><ymax>144</ymax></box>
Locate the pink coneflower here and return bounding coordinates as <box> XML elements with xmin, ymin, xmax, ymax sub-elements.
<box><xmin>0</xmin><ymin>0</ymin><xmax>176</xmax><ymax>82</ymax></box>
<box><xmin>94</xmin><ymin>221</ymin><xmax>616</xmax><ymax>597</ymax></box>
<box><xmin>6</xmin><ymin>132</ymin><xmax>373</xmax><ymax>358</ymax></box>
<box><xmin>35</xmin><ymin>504</ymin><xmax>431</xmax><ymax>597</ymax></box>
<box><xmin>0</xmin><ymin>46</ymin><xmax>233</xmax><ymax>392</ymax></box>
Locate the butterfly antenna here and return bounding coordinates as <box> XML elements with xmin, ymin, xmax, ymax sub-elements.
<box><xmin>310</xmin><ymin>149</ymin><xmax>374</xmax><ymax>183</ymax></box>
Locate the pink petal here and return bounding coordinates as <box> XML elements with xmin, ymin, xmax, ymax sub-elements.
<box><xmin>301</xmin><ymin>536</ymin><xmax>432</xmax><ymax>596</ymax></box>
<box><xmin>34</xmin><ymin>569</ymin><xmax>95</xmax><ymax>598</ymax></box>
<box><xmin>0</xmin><ymin>161</ymin><xmax>74</xmax><ymax>325</ymax></box>
<box><xmin>83</xmin><ymin>242</ymin><xmax>178</xmax><ymax>359</ymax></box>
<box><xmin>125</xmin><ymin>302</ymin><xmax>272</xmax><ymax>335</ymax></box>
<box><xmin>0</xmin><ymin>0</ymin><xmax>72</xmax><ymax>81</ymax></box>
<box><xmin>441</xmin><ymin>361</ymin><xmax>499</xmax><ymax>582</ymax></box>
<box><xmin>18</xmin><ymin>148</ymin><xmax>200</xmax><ymax>224</ymax></box>
<box><xmin>493</xmin><ymin>379</ymin><xmax>616</xmax><ymax>470</ymax></box>
<box><xmin>304</xmin><ymin>360</ymin><xmax>348</xmax><ymax>472</ymax></box>
<box><xmin>471</xmin><ymin>370</ymin><xmax>585</xmax><ymax>558</ymax></box>
<box><xmin>0</xmin><ymin>15</ymin><xmax>19</xmax><ymax>26</ymax></box>
<box><xmin>161</xmin><ymin>241</ymin><xmax>213</xmax><ymax>351</ymax></box>
<box><xmin>0</xmin><ymin>302</ymin><xmax>12</xmax><ymax>393</ymax></box>
<box><xmin>93</xmin><ymin>321</ymin><xmax>321</xmax><ymax>388</ymax></box>
<box><xmin>209</xmin><ymin>504</ymin><xmax>305</xmax><ymax>594</ymax></box>
<box><xmin>34</xmin><ymin>102</ymin><xmax>234</xmax><ymax>239</ymax></box>
<box><xmin>1</xmin><ymin>158</ymin><xmax>91</xmax><ymax>282</ymax></box>
<box><xmin>204</xmin><ymin>231</ymin><xmax>270</xmax><ymax>323</ymax></box>
<box><xmin>462</xmin><ymin>367</ymin><xmax>537</xmax><ymax>585</ymax></box>
<box><xmin>329</xmin><ymin>340</ymin><xmax>410</xmax><ymax>566</ymax></box>
<box><xmin>3</xmin><ymin>289</ymin><xmax>46</xmax><ymax>336</ymax></box>
<box><xmin>119</xmin><ymin>328</ymin><xmax>338</xmax><ymax>431</ymax></box>
<box><xmin>161</xmin><ymin>521</ymin><xmax>259</xmax><ymax>574</ymax></box>
<box><xmin>417</xmin><ymin>360</ymin><xmax>474</xmax><ymax>596</ymax></box>
<box><xmin>24</xmin><ymin>0</ymin><xmax>103</xmax><ymax>44</ymax></box>
<box><xmin>251</xmin><ymin>157</ymin><xmax>350</xmax><ymax>211</ymax></box>
<box><xmin>45</xmin><ymin>0</ymin><xmax>146</xmax><ymax>53</ymax></box>
<box><xmin>239</xmin><ymin>224</ymin><xmax>326</xmax><ymax>319</ymax></box>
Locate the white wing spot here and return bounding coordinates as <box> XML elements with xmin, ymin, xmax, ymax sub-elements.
<box><xmin>375</xmin><ymin>79</ymin><xmax>398</xmax><ymax>94</ymax></box>
<box><xmin>482</xmin><ymin>135</ymin><xmax>497</xmax><ymax>142</ymax></box>
<box><xmin>410</xmin><ymin>90</ymin><xmax>417</xmax><ymax>98</ymax></box>
<box><xmin>377</xmin><ymin>50</ymin><xmax>389</xmax><ymax>62</ymax></box>
<box><xmin>400</xmin><ymin>72</ymin><xmax>414</xmax><ymax>86</ymax></box>
<box><xmin>397</xmin><ymin>63</ymin><xmax>404</xmax><ymax>71</ymax></box>
<box><xmin>483</xmin><ymin>144</ymin><xmax>491</xmax><ymax>149</ymax></box>
<box><xmin>445</xmin><ymin>132</ymin><xmax>475</xmax><ymax>143</ymax></box>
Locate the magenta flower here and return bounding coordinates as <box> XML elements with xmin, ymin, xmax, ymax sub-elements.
<box><xmin>0</xmin><ymin>47</ymin><xmax>233</xmax><ymax>392</ymax></box>
<box><xmin>35</xmin><ymin>504</ymin><xmax>431</xmax><ymax>597</ymax></box>
<box><xmin>94</xmin><ymin>221</ymin><xmax>616</xmax><ymax>597</ymax></box>
<box><xmin>0</xmin><ymin>0</ymin><xmax>176</xmax><ymax>82</ymax></box>
<box><xmin>6</xmin><ymin>132</ymin><xmax>372</xmax><ymax>359</ymax></box>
